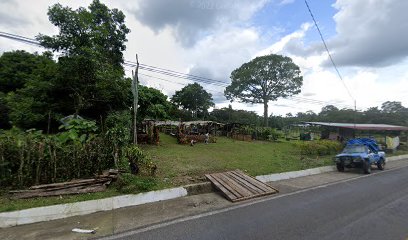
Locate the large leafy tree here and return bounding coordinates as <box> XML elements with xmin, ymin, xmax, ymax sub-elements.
<box><xmin>225</xmin><ymin>54</ymin><xmax>303</xmax><ymax>127</ymax></box>
<box><xmin>0</xmin><ymin>51</ymin><xmax>58</xmax><ymax>129</ymax></box>
<box><xmin>381</xmin><ymin>101</ymin><xmax>405</xmax><ymax>114</ymax></box>
<box><xmin>210</xmin><ymin>105</ymin><xmax>260</xmax><ymax>125</ymax></box>
<box><xmin>36</xmin><ymin>0</ymin><xmax>130</xmax><ymax>119</ymax></box>
<box><xmin>138</xmin><ymin>85</ymin><xmax>171</xmax><ymax>120</ymax></box>
<box><xmin>171</xmin><ymin>83</ymin><xmax>214</xmax><ymax>119</ymax></box>
<box><xmin>0</xmin><ymin>50</ymin><xmax>54</xmax><ymax>93</ymax></box>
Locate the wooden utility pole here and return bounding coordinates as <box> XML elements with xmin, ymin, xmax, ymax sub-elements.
<box><xmin>132</xmin><ymin>54</ymin><xmax>139</xmax><ymax>145</ymax></box>
<box><xmin>352</xmin><ymin>100</ymin><xmax>357</xmax><ymax>138</ymax></box>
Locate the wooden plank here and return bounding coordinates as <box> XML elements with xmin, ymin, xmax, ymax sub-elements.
<box><xmin>206</xmin><ymin>170</ymin><xmax>278</xmax><ymax>202</ymax></box>
<box><xmin>11</xmin><ymin>184</ymin><xmax>107</xmax><ymax>199</ymax></box>
<box><xmin>232</xmin><ymin>172</ymin><xmax>279</xmax><ymax>197</ymax></box>
<box><xmin>225</xmin><ymin>172</ymin><xmax>264</xmax><ymax>195</ymax></box>
<box><xmin>229</xmin><ymin>170</ymin><xmax>272</xmax><ymax>193</ymax></box>
<box><xmin>212</xmin><ymin>173</ymin><xmax>244</xmax><ymax>199</ymax></box>
<box><xmin>28</xmin><ymin>178</ymin><xmax>98</xmax><ymax>190</ymax></box>
<box><xmin>28</xmin><ymin>177</ymin><xmax>111</xmax><ymax>190</ymax></box>
<box><xmin>234</xmin><ymin>170</ymin><xmax>277</xmax><ymax>192</ymax></box>
<box><xmin>216</xmin><ymin>172</ymin><xmax>253</xmax><ymax>197</ymax></box>
<box><xmin>205</xmin><ymin>174</ymin><xmax>238</xmax><ymax>201</ymax></box>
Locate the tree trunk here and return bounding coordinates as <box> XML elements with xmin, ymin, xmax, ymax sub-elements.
<box><xmin>263</xmin><ymin>101</ymin><xmax>268</xmax><ymax>127</ymax></box>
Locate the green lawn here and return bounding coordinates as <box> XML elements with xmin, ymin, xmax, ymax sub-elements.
<box><xmin>2</xmin><ymin>134</ymin><xmax>406</xmax><ymax>213</ymax></box>
<box><xmin>142</xmin><ymin>134</ymin><xmax>333</xmax><ymax>186</ymax></box>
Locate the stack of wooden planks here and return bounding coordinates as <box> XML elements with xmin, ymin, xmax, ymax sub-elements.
<box><xmin>10</xmin><ymin>169</ymin><xmax>119</xmax><ymax>199</ymax></box>
<box><xmin>205</xmin><ymin>170</ymin><xmax>278</xmax><ymax>202</ymax></box>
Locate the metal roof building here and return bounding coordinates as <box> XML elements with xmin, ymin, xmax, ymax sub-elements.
<box><xmin>304</xmin><ymin>122</ymin><xmax>408</xmax><ymax>131</ymax></box>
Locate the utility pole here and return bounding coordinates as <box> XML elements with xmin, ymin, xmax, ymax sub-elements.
<box><xmin>354</xmin><ymin>100</ymin><xmax>357</xmax><ymax>138</ymax></box>
<box><xmin>132</xmin><ymin>54</ymin><xmax>139</xmax><ymax>145</ymax></box>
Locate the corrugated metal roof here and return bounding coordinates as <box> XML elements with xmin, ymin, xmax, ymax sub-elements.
<box><xmin>304</xmin><ymin>122</ymin><xmax>408</xmax><ymax>131</ymax></box>
<box><xmin>154</xmin><ymin>120</ymin><xmax>223</xmax><ymax>126</ymax></box>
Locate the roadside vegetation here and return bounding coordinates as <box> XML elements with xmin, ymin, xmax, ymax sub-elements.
<box><xmin>0</xmin><ymin>134</ymin><xmax>340</xmax><ymax>212</ymax></box>
<box><xmin>0</xmin><ymin>0</ymin><xmax>407</xmax><ymax>213</ymax></box>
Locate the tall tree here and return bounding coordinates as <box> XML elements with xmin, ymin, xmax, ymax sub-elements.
<box><xmin>225</xmin><ymin>54</ymin><xmax>303</xmax><ymax>126</ymax></box>
<box><xmin>381</xmin><ymin>101</ymin><xmax>405</xmax><ymax>114</ymax></box>
<box><xmin>210</xmin><ymin>107</ymin><xmax>259</xmax><ymax>125</ymax></box>
<box><xmin>138</xmin><ymin>85</ymin><xmax>171</xmax><ymax>120</ymax></box>
<box><xmin>36</xmin><ymin>0</ymin><xmax>130</xmax><ymax>119</ymax></box>
<box><xmin>171</xmin><ymin>83</ymin><xmax>214</xmax><ymax>119</ymax></box>
<box><xmin>0</xmin><ymin>51</ymin><xmax>58</xmax><ymax>130</ymax></box>
<box><xmin>0</xmin><ymin>50</ymin><xmax>54</xmax><ymax>93</ymax></box>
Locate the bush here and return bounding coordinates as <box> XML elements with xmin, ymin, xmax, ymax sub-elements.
<box><xmin>114</xmin><ymin>173</ymin><xmax>157</xmax><ymax>194</ymax></box>
<box><xmin>125</xmin><ymin>145</ymin><xmax>157</xmax><ymax>176</ymax></box>
<box><xmin>0</xmin><ymin>125</ymin><xmax>115</xmax><ymax>188</ymax></box>
<box><xmin>234</xmin><ymin>126</ymin><xmax>283</xmax><ymax>141</ymax></box>
<box><xmin>104</xmin><ymin>111</ymin><xmax>132</xmax><ymax>168</ymax></box>
<box><xmin>295</xmin><ymin>140</ymin><xmax>343</xmax><ymax>156</ymax></box>
<box><xmin>0</xmin><ymin>116</ymin><xmax>159</xmax><ymax>189</ymax></box>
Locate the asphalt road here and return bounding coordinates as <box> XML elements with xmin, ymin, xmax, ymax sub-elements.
<box><xmin>103</xmin><ymin>165</ymin><xmax>408</xmax><ymax>240</ymax></box>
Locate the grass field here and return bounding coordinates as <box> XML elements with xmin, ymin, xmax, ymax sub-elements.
<box><xmin>2</xmin><ymin>134</ymin><xmax>405</xmax><ymax>212</ymax></box>
<box><xmin>142</xmin><ymin>134</ymin><xmax>333</xmax><ymax>186</ymax></box>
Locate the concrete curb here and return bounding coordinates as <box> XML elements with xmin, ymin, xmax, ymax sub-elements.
<box><xmin>256</xmin><ymin>166</ymin><xmax>336</xmax><ymax>183</ymax></box>
<box><xmin>255</xmin><ymin>154</ymin><xmax>408</xmax><ymax>183</ymax></box>
<box><xmin>0</xmin><ymin>187</ymin><xmax>187</xmax><ymax>228</ymax></box>
<box><xmin>387</xmin><ymin>154</ymin><xmax>408</xmax><ymax>162</ymax></box>
<box><xmin>1</xmin><ymin>154</ymin><xmax>407</xmax><ymax>228</ymax></box>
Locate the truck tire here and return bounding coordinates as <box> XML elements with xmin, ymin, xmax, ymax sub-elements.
<box><xmin>363</xmin><ymin>160</ymin><xmax>371</xmax><ymax>174</ymax></box>
<box><xmin>336</xmin><ymin>163</ymin><xmax>344</xmax><ymax>172</ymax></box>
<box><xmin>377</xmin><ymin>158</ymin><xmax>385</xmax><ymax>170</ymax></box>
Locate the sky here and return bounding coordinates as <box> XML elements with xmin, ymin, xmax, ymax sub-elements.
<box><xmin>1</xmin><ymin>0</ymin><xmax>407</xmax><ymax>117</ymax></box>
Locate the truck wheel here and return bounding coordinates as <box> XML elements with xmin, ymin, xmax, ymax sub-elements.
<box><xmin>363</xmin><ymin>160</ymin><xmax>371</xmax><ymax>174</ymax></box>
<box><xmin>377</xmin><ymin>158</ymin><xmax>385</xmax><ymax>170</ymax></box>
<box><xmin>336</xmin><ymin>163</ymin><xmax>344</xmax><ymax>172</ymax></box>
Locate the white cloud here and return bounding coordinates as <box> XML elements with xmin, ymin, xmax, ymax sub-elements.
<box><xmin>326</xmin><ymin>0</ymin><xmax>408</xmax><ymax>67</ymax></box>
<box><xmin>1</xmin><ymin>0</ymin><xmax>407</xmax><ymax>118</ymax></box>
<box><xmin>279</xmin><ymin>0</ymin><xmax>295</xmax><ymax>5</ymax></box>
<box><xmin>131</xmin><ymin>0</ymin><xmax>268</xmax><ymax>47</ymax></box>
<box><xmin>255</xmin><ymin>22</ymin><xmax>312</xmax><ymax>57</ymax></box>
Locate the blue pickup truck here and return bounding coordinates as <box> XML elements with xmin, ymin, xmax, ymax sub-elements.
<box><xmin>334</xmin><ymin>138</ymin><xmax>386</xmax><ymax>174</ymax></box>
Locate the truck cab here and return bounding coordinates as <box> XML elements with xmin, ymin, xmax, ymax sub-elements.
<box><xmin>334</xmin><ymin>138</ymin><xmax>386</xmax><ymax>174</ymax></box>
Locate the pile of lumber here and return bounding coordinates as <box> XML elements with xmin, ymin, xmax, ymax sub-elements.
<box><xmin>10</xmin><ymin>169</ymin><xmax>119</xmax><ymax>199</ymax></box>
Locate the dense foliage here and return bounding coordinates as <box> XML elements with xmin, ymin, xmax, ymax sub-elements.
<box><xmin>171</xmin><ymin>83</ymin><xmax>214</xmax><ymax>118</ymax></box>
<box><xmin>0</xmin><ymin>118</ymin><xmax>156</xmax><ymax>189</ymax></box>
<box><xmin>0</xmin><ymin>121</ymin><xmax>110</xmax><ymax>188</ymax></box>
<box><xmin>295</xmin><ymin>140</ymin><xmax>343</xmax><ymax>156</ymax></box>
<box><xmin>0</xmin><ymin>51</ymin><xmax>57</xmax><ymax>130</ymax></box>
<box><xmin>36</xmin><ymin>0</ymin><xmax>131</xmax><ymax>120</ymax></box>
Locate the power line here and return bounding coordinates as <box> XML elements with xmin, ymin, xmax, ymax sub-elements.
<box><xmin>1</xmin><ymin>30</ymin><xmax>357</xmax><ymax>110</ymax></box>
<box><xmin>0</xmin><ymin>31</ymin><xmax>41</xmax><ymax>46</ymax></box>
<box><xmin>0</xmin><ymin>31</ymin><xmax>229</xmax><ymax>87</ymax></box>
<box><xmin>289</xmin><ymin>96</ymin><xmax>356</xmax><ymax>109</ymax></box>
<box><xmin>136</xmin><ymin>69</ymin><xmax>358</xmax><ymax>109</ymax></box>
<box><xmin>125</xmin><ymin>63</ymin><xmax>228</xmax><ymax>87</ymax></box>
<box><xmin>137</xmin><ymin>72</ymin><xmax>223</xmax><ymax>94</ymax></box>
<box><xmin>304</xmin><ymin>0</ymin><xmax>354</xmax><ymax>101</ymax></box>
<box><xmin>137</xmin><ymin>70</ymin><xmax>356</xmax><ymax>109</ymax></box>
<box><xmin>130</xmin><ymin>61</ymin><xmax>227</xmax><ymax>85</ymax></box>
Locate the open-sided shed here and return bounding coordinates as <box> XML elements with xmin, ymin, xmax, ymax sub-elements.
<box><xmin>304</xmin><ymin>122</ymin><xmax>408</xmax><ymax>149</ymax></box>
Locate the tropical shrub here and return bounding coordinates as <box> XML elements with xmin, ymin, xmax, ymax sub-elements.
<box><xmin>295</xmin><ymin>140</ymin><xmax>343</xmax><ymax>156</ymax></box>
